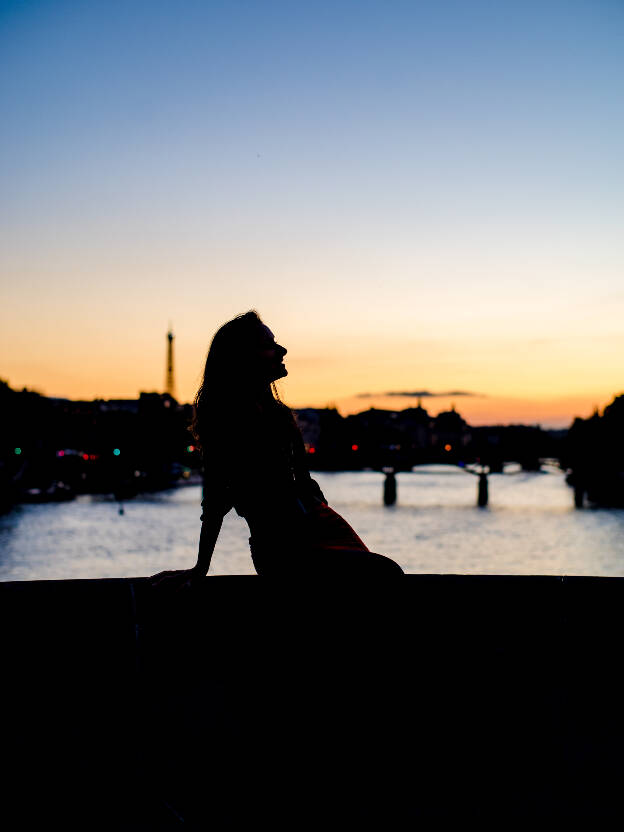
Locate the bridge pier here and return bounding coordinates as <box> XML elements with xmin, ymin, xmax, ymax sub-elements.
<box><xmin>383</xmin><ymin>468</ymin><xmax>397</xmax><ymax>505</ymax></box>
<box><xmin>477</xmin><ymin>471</ymin><xmax>489</xmax><ymax>507</ymax></box>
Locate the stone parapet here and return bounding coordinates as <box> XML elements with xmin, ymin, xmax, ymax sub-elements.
<box><xmin>2</xmin><ymin>574</ymin><xmax>623</xmax><ymax>826</ymax></box>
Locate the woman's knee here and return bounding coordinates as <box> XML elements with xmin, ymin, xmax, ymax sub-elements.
<box><xmin>377</xmin><ymin>553</ymin><xmax>404</xmax><ymax>575</ymax></box>
<box><xmin>359</xmin><ymin>551</ymin><xmax>403</xmax><ymax>575</ymax></box>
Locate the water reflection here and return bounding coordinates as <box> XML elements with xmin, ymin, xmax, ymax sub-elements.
<box><xmin>1</xmin><ymin>468</ymin><xmax>623</xmax><ymax>581</ymax></box>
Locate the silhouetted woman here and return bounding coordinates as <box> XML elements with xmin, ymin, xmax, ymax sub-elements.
<box><xmin>153</xmin><ymin>311</ymin><xmax>403</xmax><ymax>584</ymax></box>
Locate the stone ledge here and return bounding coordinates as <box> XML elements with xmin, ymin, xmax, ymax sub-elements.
<box><xmin>2</xmin><ymin>574</ymin><xmax>624</xmax><ymax>826</ymax></box>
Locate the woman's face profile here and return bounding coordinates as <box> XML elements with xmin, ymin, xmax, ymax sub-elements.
<box><xmin>256</xmin><ymin>324</ymin><xmax>288</xmax><ymax>383</ymax></box>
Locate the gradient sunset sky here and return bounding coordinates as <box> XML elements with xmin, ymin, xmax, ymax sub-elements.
<box><xmin>1</xmin><ymin>0</ymin><xmax>622</xmax><ymax>427</ymax></box>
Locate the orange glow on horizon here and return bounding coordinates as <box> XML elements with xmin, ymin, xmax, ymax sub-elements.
<box><xmin>3</xmin><ymin>324</ymin><xmax>622</xmax><ymax>431</ymax></box>
<box><xmin>3</xmin><ymin>365</ymin><xmax>619</xmax><ymax>429</ymax></box>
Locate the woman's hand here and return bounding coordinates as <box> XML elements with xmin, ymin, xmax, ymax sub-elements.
<box><xmin>149</xmin><ymin>567</ymin><xmax>205</xmax><ymax>593</ymax></box>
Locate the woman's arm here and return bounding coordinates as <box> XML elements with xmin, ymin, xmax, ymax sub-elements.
<box><xmin>291</xmin><ymin>425</ymin><xmax>328</xmax><ymax>504</ymax></box>
<box><xmin>149</xmin><ymin>492</ymin><xmax>230</xmax><ymax>588</ymax></box>
<box><xmin>192</xmin><ymin>508</ymin><xmax>224</xmax><ymax>576</ymax></box>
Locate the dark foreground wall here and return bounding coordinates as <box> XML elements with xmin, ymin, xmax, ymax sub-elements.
<box><xmin>2</xmin><ymin>574</ymin><xmax>624</xmax><ymax>828</ymax></box>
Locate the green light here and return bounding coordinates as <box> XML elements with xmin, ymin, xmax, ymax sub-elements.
<box><xmin>113</xmin><ymin>448</ymin><xmax>121</xmax><ymax>456</ymax></box>
<box><xmin>14</xmin><ymin>447</ymin><xmax>22</xmax><ymax>455</ymax></box>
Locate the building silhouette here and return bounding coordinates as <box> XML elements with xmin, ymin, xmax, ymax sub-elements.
<box><xmin>165</xmin><ymin>326</ymin><xmax>176</xmax><ymax>400</ymax></box>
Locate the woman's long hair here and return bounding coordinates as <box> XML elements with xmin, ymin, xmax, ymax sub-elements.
<box><xmin>192</xmin><ymin>310</ymin><xmax>294</xmax><ymax>459</ymax></box>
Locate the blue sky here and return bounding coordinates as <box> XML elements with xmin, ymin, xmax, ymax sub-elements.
<box><xmin>1</xmin><ymin>0</ymin><xmax>623</xmax><ymax>425</ymax></box>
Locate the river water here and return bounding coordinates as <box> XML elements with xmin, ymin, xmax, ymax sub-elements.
<box><xmin>1</xmin><ymin>466</ymin><xmax>624</xmax><ymax>581</ymax></box>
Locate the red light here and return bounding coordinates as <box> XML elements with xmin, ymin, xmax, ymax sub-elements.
<box><xmin>57</xmin><ymin>450</ymin><xmax>65</xmax><ymax>457</ymax></box>
<box><xmin>83</xmin><ymin>453</ymin><xmax>89</xmax><ymax>460</ymax></box>
<box><xmin>351</xmin><ymin>444</ymin><xmax>359</xmax><ymax>452</ymax></box>
<box><xmin>309</xmin><ymin>446</ymin><xmax>316</xmax><ymax>454</ymax></box>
